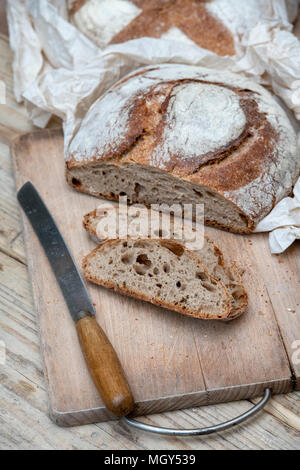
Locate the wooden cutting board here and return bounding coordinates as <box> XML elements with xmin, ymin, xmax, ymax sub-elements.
<box><xmin>11</xmin><ymin>129</ymin><xmax>300</xmax><ymax>426</ymax></box>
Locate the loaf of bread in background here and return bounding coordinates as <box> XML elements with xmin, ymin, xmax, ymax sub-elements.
<box><xmin>68</xmin><ymin>1</ymin><xmax>298</xmax><ymax>54</ymax></box>
<box><xmin>68</xmin><ymin>0</ymin><xmax>235</xmax><ymax>54</ymax></box>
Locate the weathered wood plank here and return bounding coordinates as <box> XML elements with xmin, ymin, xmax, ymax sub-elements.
<box><xmin>272</xmin><ymin>392</ymin><xmax>300</xmax><ymax>418</ymax></box>
<box><xmin>251</xmin><ymin>395</ymin><xmax>300</xmax><ymax>432</ymax></box>
<box><xmin>0</xmin><ymin>1</ymin><xmax>8</xmax><ymax>38</ymax></box>
<box><xmin>0</xmin><ymin>137</ymin><xmax>26</xmax><ymax>263</ymax></box>
<box><xmin>205</xmin><ymin>228</ymin><xmax>300</xmax><ymax>390</ymax></box>
<box><xmin>1</xmin><ymin>249</ymin><xmax>298</xmax><ymax>450</ymax></box>
<box><xmin>121</xmin><ymin>404</ymin><xmax>300</xmax><ymax>450</ymax></box>
<box><xmin>2</xmin><ymin>368</ymin><xmax>299</xmax><ymax>450</ymax></box>
<box><xmin>0</xmin><ymin>1</ymin><xmax>299</xmax><ymax>449</ymax></box>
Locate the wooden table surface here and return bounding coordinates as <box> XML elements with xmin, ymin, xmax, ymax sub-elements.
<box><xmin>0</xmin><ymin>2</ymin><xmax>299</xmax><ymax>450</ymax></box>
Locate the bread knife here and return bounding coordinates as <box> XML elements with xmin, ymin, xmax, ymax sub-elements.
<box><xmin>17</xmin><ymin>181</ymin><xmax>134</xmax><ymax>417</ymax></box>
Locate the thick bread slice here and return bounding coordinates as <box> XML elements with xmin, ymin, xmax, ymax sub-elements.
<box><xmin>83</xmin><ymin>206</ymin><xmax>248</xmax><ymax>320</ymax></box>
<box><xmin>83</xmin><ymin>238</ymin><xmax>231</xmax><ymax>320</ymax></box>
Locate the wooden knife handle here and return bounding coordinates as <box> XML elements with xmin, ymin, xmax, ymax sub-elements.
<box><xmin>76</xmin><ymin>315</ymin><xmax>134</xmax><ymax>417</ymax></box>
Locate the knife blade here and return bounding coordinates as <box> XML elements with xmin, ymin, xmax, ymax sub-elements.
<box><xmin>17</xmin><ymin>181</ymin><xmax>95</xmax><ymax>323</ymax></box>
<box><xmin>17</xmin><ymin>181</ymin><xmax>134</xmax><ymax>417</ymax></box>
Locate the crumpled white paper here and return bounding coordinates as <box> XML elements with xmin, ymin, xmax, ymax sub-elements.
<box><xmin>240</xmin><ymin>19</ymin><xmax>300</xmax><ymax>119</ymax></box>
<box><xmin>6</xmin><ymin>0</ymin><xmax>43</xmax><ymax>103</ymax></box>
<box><xmin>26</xmin><ymin>0</ymin><xmax>99</xmax><ymax>69</ymax></box>
<box><xmin>6</xmin><ymin>0</ymin><xmax>300</xmax><ymax>254</ymax></box>
<box><xmin>256</xmin><ymin>179</ymin><xmax>300</xmax><ymax>253</ymax></box>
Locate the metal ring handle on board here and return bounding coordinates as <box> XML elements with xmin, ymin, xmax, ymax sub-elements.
<box><xmin>122</xmin><ymin>388</ymin><xmax>271</xmax><ymax>437</ymax></box>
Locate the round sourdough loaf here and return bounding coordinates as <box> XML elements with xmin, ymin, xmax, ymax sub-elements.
<box><xmin>66</xmin><ymin>64</ymin><xmax>299</xmax><ymax>234</ymax></box>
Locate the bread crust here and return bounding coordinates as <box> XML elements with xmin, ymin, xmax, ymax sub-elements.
<box><xmin>82</xmin><ymin>208</ymin><xmax>248</xmax><ymax>319</ymax></box>
<box><xmin>66</xmin><ymin>65</ymin><xmax>299</xmax><ymax>233</ymax></box>
<box><xmin>110</xmin><ymin>1</ymin><xmax>235</xmax><ymax>56</ymax></box>
<box><xmin>69</xmin><ymin>0</ymin><xmax>235</xmax><ymax>56</ymax></box>
<box><xmin>83</xmin><ymin>238</ymin><xmax>232</xmax><ymax>320</ymax></box>
<box><xmin>221</xmin><ymin>261</ymin><xmax>248</xmax><ymax>321</ymax></box>
<box><xmin>68</xmin><ymin>0</ymin><xmax>86</xmax><ymax>15</ymax></box>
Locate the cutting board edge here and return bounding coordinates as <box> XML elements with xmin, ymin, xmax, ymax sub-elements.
<box><xmin>49</xmin><ymin>377</ymin><xmax>292</xmax><ymax>427</ymax></box>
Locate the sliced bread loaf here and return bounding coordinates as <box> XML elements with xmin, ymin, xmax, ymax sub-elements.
<box><xmin>66</xmin><ymin>64</ymin><xmax>299</xmax><ymax>234</ymax></box>
<box><xmin>83</xmin><ymin>206</ymin><xmax>248</xmax><ymax>320</ymax></box>
<box><xmin>83</xmin><ymin>238</ymin><xmax>231</xmax><ymax>320</ymax></box>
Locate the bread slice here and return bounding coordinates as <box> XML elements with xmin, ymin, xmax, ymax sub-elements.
<box><xmin>83</xmin><ymin>206</ymin><xmax>248</xmax><ymax>320</ymax></box>
<box><xmin>83</xmin><ymin>238</ymin><xmax>231</xmax><ymax>320</ymax></box>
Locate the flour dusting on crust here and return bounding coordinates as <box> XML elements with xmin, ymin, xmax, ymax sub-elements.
<box><xmin>151</xmin><ymin>83</ymin><xmax>246</xmax><ymax>167</ymax></box>
<box><xmin>226</xmin><ymin>97</ymin><xmax>299</xmax><ymax>220</ymax></box>
<box><xmin>72</xmin><ymin>0</ymin><xmax>141</xmax><ymax>48</ymax></box>
<box><xmin>68</xmin><ymin>64</ymin><xmax>264</xmax><ymax>161</ymax></box>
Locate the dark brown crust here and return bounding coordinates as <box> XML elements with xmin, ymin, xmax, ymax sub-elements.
<box><xmin>68</xmin><ymin>0</ymin><xmax>87</xmax><ymax>16</ymax></box>
<box><xmin>70</xmin><ymin>0</ymin><xmax>235</xmax><ymax>56</ymax></box>
<box><xmin>67</xmin><ymin>80</ymin><xmax>277</xmax><ymax>194</ymax></box>
<box><xmin>203</xmin><ymin>217</ymin><xmax>254</xmax><ymax>235</ymax></box>
<box><xmin>149</xmin><ymin>87</ymin><xmax>275</xmax><ymax>181</ymax></box>
<box><xmin>222</xmin><ymin>262</ymin><xmax>248</xmax><ymax>321</ymax></box>
<box><xmin>83</xmin><ymin>238</ymin><xmax>231</xmax><ymax>320</ymax></box>
<box><xmin>188</xmin><ymin>93</ymin><xmax>278</xmax><ymax>193</ymax></box>
<box><xmin>83</xmin><ymin>209</ymin><xmax>97</xmax><ymax>233</ymax></box>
